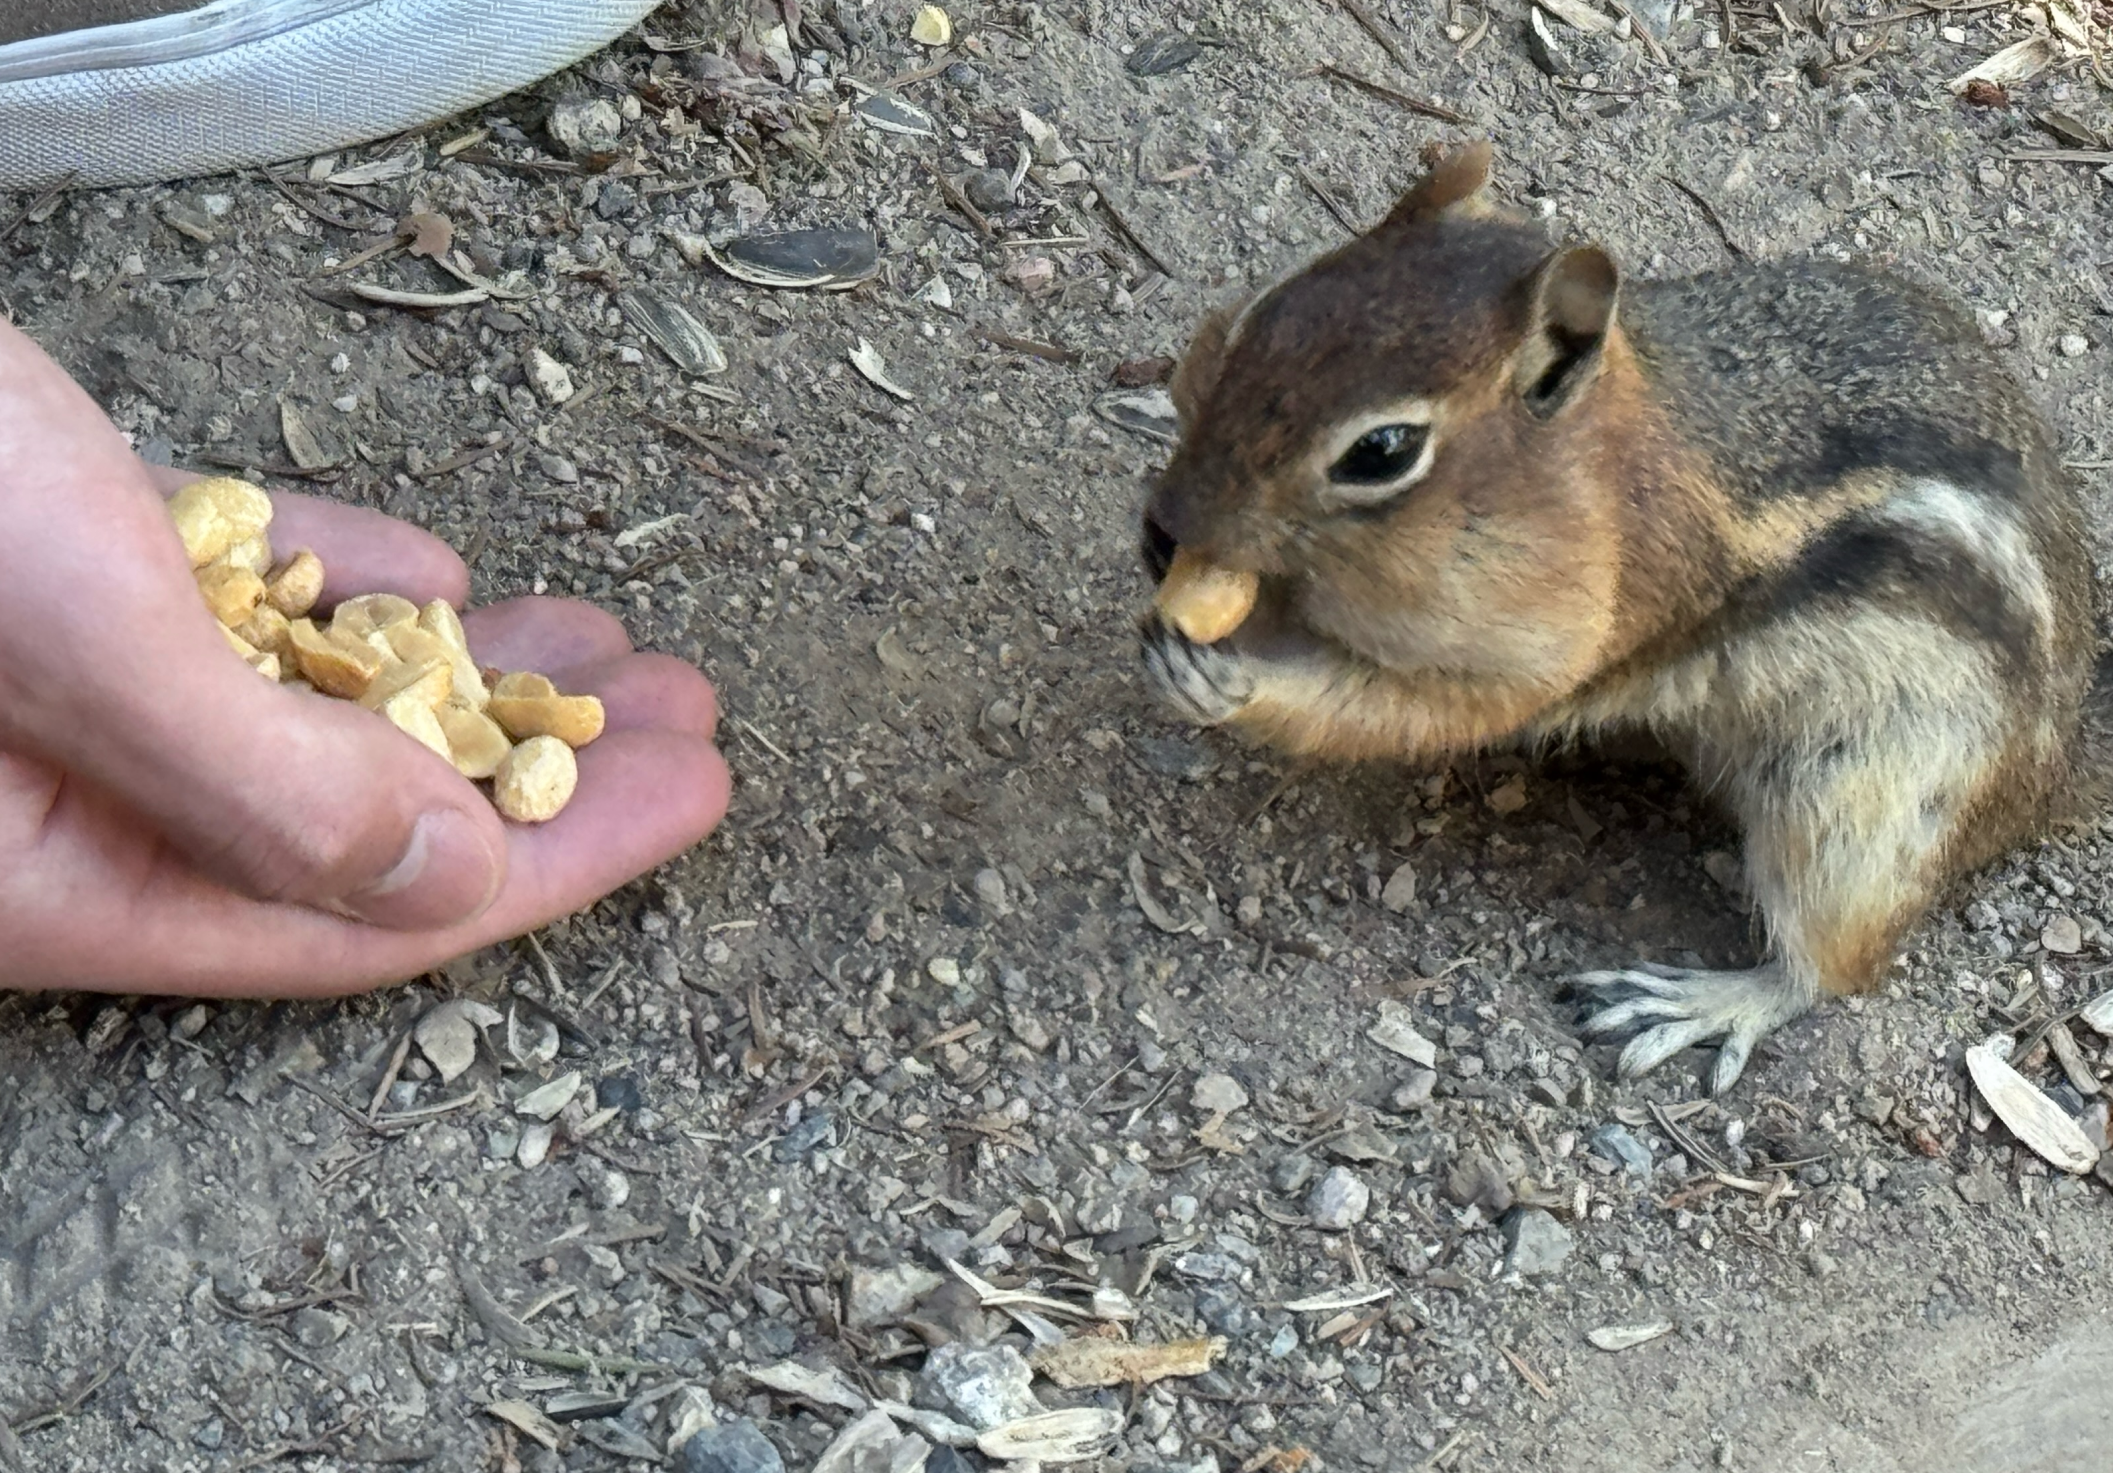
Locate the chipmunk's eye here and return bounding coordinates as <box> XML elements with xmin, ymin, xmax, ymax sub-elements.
<box><xmin>1329</xmin><ymin>423</ymin><xmax>1430</xmax><ymax>488</ymax></box>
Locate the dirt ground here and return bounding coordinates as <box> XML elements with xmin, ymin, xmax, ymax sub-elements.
<box><xmin>5</xmin><ymin>0</ymin><xmax>2113</xmax><ymax>1469</ymax></box>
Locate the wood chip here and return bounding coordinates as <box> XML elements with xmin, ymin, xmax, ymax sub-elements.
<box><xmin>1281</xmin><ymin>1284</ymin><xmax>1394</xmax><ymax>1313</ymax></box>
<box><xmin>483</xmin><ymin>1399</ymin><xmax>564</xmax><ymax>1451</ymax></box>
<box><xmin>976</xmin><ymin>1408</ymin><xmax>1125</xmax><ymax>1464</ymax></box>
<box><xmin>1030</xmin><ymin>1334</ymin><xmax>1226</xmax><ymax>1389</ymax></box>
<box><xmin>743</xmin><ymin>1359</ymin><xmax>867</xmax><ymax>1412</ymax></box>
<box><xmin>1587</xmin><ymin>1320</ymin><xmax>1673</xmax><ymax>1351</ymax></box>
<box><xmin>1368</xmin><ymin>1000</ymin><xmax>1438</xmax><ymax>1066</ymax></box>
<box><xmin>1965</xmin><ymin>1039</ymin><xmax>2100</xmax><ymax>1174</ymax></box>
<box><xmin>850</xmin><ymin>338</ymin><xmax>915</xmax><ymax>400</ymax></box>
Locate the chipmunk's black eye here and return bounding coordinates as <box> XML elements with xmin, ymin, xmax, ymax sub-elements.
<box><xmin>1329</xmin><ymin>423</ymin><xmax>1429</xmax><ymax>486</ymax></box>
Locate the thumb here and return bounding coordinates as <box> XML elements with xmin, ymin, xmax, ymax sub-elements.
<box><xmin>62</xmin><ymin>607</ymin><xmax>509</xmax><ymax>928</ymax></box>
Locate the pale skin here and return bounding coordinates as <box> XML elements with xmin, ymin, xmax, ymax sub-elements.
<box><xmin>0</xmin><ymin>317</ymin><xmax>732</xmax><ymax>997</ymax></box>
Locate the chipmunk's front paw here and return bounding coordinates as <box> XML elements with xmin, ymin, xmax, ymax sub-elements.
<box><xmin>1572</xmin><ymin>962</ymin><xmax>1809</xmax><ymax>1095</ymax></box>
<box><xmin>1141</xmin><ymin>615</ymin><xmax>1255</xmax><ymax>725</ymax></box>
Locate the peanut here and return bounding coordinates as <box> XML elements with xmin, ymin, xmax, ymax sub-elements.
<box><xmin>493</xmin><ymin>736</ymin><xmax>578</xmax><ymax>824</ymax></box>
<box><xmin>233</xmin><ymin>604</ymin><xmax>294</xmax><ymax>662</ymax></box>
<box><xmin>1154</xmin><ymin>547</ymin><xmax>1259</xmax><ymax>645</ymax></box>
<box><xmin>288</xmin><ymin>618</ymin><xmax>386</xmax><ymax>699</ymax></box>
<box><xmin>197</xmin><ymin>564</ymin><xmax>267</xmax><ymax>627</ymax></box>
<box><xmin>330</xmin><ymin>593</ymin><xmax>420</xmax><ymax>641</ymax></box>
<box><xmin>360</xmin><ymin>657</ymin><xmax>452</xmax><ymax>713</ymax></box>
<box><xmin>488</xmin><ymin>671</ymin><xmax>606</xmax><ymax>748</ymax></box>
<box><xmin>379</xmin><ymin>689</ymin><xmax>453</xmax><ymax>761</ymax></box>
<box><xmin>266</xmin><ymin>549</ymin><xmax>325</xmax><ymax>618</ymax></box>
<box><xmin>438</xmin><ymin>706</ymin><xmax>511</xmax><ymax>780</ymax></box>
<box><xmin>176</xmin><ymin>476</ymin><xmax>602</xmax><ymax>823</ymax></box>
<box><xmin>168</xmin><ymin>477</ymin><xmax>272</xmax><ymax>567</ymax></box>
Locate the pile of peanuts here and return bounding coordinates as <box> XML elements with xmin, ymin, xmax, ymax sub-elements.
<box><xmin>169</xmin><ymin>476</ymin><xmax>603</xmax><ymax>823</ymax></box>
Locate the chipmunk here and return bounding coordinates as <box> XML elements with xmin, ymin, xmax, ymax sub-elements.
<box><xmin>1137</xmin><ymin>139</ymin><xmax>2101</xmax><ymax>1095</ymax></box>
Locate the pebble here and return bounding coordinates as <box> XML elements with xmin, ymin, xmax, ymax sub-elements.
<box><xmin>1368</xmin><ymin>1000</ymin><xmax>1439</xmax><ymax>1067</ymax></box>
<box><xmin>1392</xmin><ymin>1069</ymin><xmax>1438</xmax><ymax>1109</ymax></box>
<box><xmin>962</xmin><ymin>168</ymin><xmax>1015</xmax><ymax>213</ymax></box>
<box><xmin>772</xmin><ymin>1110</ymin><xmax>835</xmax><ymax>1163</ymax></box>
<box><xmin>1271</xmin><ymin>1152</ymin><xmax>1319</xmax><ymax>1194</ymax></box>
<box><xmin>1380</xmin><ymin>861</ymin><xmax>1418</xmax><ymax>913</ymax></box>
<box><xmin>548</xmin><ymin>97</ymin><xmax>624</xmax><ymax>157</ymax></box>
<box><xmin>1307</xmin><ymin>1166</ymin><xmax>1371</xmax><ymax>1230</ymax></box>
<box><xmin>681</xmin><ymin>1419</ymin><xmax>785</xmax><ymax>1473</ymax></box>
<box><xmin>916</xmin><ymin>1343</ymin><xmax>1043</xmax><ymax>1429</ymax></box>
<box><xmin>1502</xmin><ymin>1208</ymin><xmax>1574</xmax><ymax>1276</ymax></box>
<box><xmin>926</xmin><ymin>957</ymin><xmax>962</xmax><ymax>987</ymax></box>
<box><xmin>528</xmin><ymin>347</ymin><xmax>576</xmax><ymax>404</ymax></box>
<box><xmin>1267</xmin><ymin>1323</ymin><xmax>1298</xmax><ymax>1358</ymax></box>
<box><xmin>1194</xmin><ymin>1282</ymin><xmax>1254</xmax><ymax>1336</ymax></box>
<box><xmin>921</xmin><ymin>1226</ymin><xmax>972</xmax><ymax>1265</ymax></box>
<box><xmin>847</xmin><ymin>1263</ymin><xmax>943</xmax><ymax>1328</ymax></box>
<box><xmin>925</xmin><ymin>1450</ymin><xmax>977</xmax><ymax>1473</ymax></box>
<box><xmin>1191</xmin><ymin>1073</ymin><xmax>1250</xmax><ymax>1114</ymax></box>
<box><xmin>2047</xmin><ymin>914</ymin><xmax>2085</xmax><ymax>953</ymax></box>
<box><xmin>974</xmin><ymin>868</ymin><xmax>1009</xmax><ymax>914</ymax></box>
<box><xmin>1591</xmin><ymin>1124</ymin><xmax>1654</xmax><ymax>1175</ymax></box>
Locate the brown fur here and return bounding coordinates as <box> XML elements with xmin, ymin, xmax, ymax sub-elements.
<box><xmin>1137</xmin><ymin>141</ymin><xmax>2100</xmax><ymax>1090</ymax></box>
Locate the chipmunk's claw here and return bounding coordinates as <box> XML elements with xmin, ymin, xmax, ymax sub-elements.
<box><xmin>1141</xmin><ymin>616</ymin><xmax>1253</xmax><ymax>725</ymax></box>
<box><xmin>1572</xmin><ymin>963</ymin><xmax>1800</xmax><ymax>1095</ymax></box>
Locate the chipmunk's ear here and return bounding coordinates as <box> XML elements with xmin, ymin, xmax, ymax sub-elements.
<box><xmin>1170</xmin><ymin>298</ymin><xmax>1247</xmax><ymax>428</ymax></box>
<box><xmin>1512</xmin><ymin>245</ymin><xmax>1619</xmax><ymax>418</ymax></box>
<box><xmin>1381</xmin><ymin>138</ymin><xmax>1496</xmax><ymax>228</ymax></box>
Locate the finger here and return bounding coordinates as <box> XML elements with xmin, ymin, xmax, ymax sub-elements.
<box><xmin>462</xmin><ymin>597</ymin><xmax>635</xmax><ymax>671</ymax></box>
<box><xmin>544</xmin><ymin>651</ymin><xmax>721</xmax><ymax>741</ymax></box>
<box><xmin>267</xmin><ymin>492</ymin><xmax>470</xmax><ymax>608</ymax></box>
<box><xmin>10</xmin><ymin>726</ymin><xmax>731</xmax><ymax>997</ymax></box>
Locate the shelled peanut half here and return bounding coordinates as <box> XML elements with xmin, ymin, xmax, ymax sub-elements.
<box><xmin>168</xmin><ymin>476</ymin><xmax>604</xmax><ymax>824</ymax></box>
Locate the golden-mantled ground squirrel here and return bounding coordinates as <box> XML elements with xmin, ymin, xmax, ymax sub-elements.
<box><xmin>1138</xmin><ymin>140</ymin><xmax>2101</xmax><ymax>1094</ymax></box>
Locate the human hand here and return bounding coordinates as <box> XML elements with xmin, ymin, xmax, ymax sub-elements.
<box><xmin>0</xmin><ymin>318</ymin><xmax>731</xmax><ymax>997</ymax></box>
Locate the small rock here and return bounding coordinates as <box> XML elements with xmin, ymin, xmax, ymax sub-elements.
<box><xmin>665</xmin><ymin>1386</ymin><xmax>720</xmax><ymax>1456</ymax></box>
<box><xmin>537</xmin><ymin>452</ymin><xmax>579</xmax><ymax>484</ymax></box>
<box><xmin>2043</xmin><ymin>914</ymin><xmax>2083</xmax><ymax>954</ymax></box>
<box><xmin>926</xmin><ymin>957</ymin><xmax>962</xmax><ymax>987</ymax></box>
<box><xmin>517</xmin><ymin>1121</ymin><xmax>554</xmax><ymax>1169</ymax></box>
<box><xmin>921</xmin><ymin>1226</ymin><xmax>972</xmax><ymax>1266</ymax></box>
<box><xmin>773</xmin><ymin>1110</ymin><xmax>835</xmax><ymax>1163</ymax></box>
<box><xmin>1627</xmin><ymin>0</ymin><xmax>1676</xmax><ymax>37</ymax></box>
<box><xmin>1126</xmin><ymin>30</ymin><xmax>1202</xmax><ymax>74</ymax></box>
<box><xmin>1486</xmin><ymin>775</ymin><xmax>1528</xmax><ymax>815</ymax></box>
<box><xmin>1445</xmin><ymin>1152</ymin><xmax>1514</xmax><ymax>1214</ymax></box>
<box><xmin>1502</xmin><ymin>1208</ymin><xmax>1574</xmax><ymax>1276</ymax></box>
<box><xmin>910</xmin><ymin>4</ymin><xmax>952</xmax><ymax>46</ymax></box>
<box><xmin>1591</xmin><ymin>1124</ymin><xmax>1653</xmax><ymax>1175</ymax></box>
<box><xmin>515</xmin><ymin>1070</ymin><xmax>581</xmax><ymax>1121</ymax></box>
<box><xmin>1368</xmin><ymin>1000</ymin><xmax>1438</xmax><ymax>1067</ymax></box>
<box><xmin>1271</xmin><ymin>1152</ymin><xmax>1319</xmax><ymax>1194</ymax></box>
<box><xmin>548</xmin><ymin>97</ymin><xmax>623</xmax><ymax>157</ymax></box>
<box><xmin>193</xmin><ymin>1418</ymin><xmax>225</xmax><ymax>1451</ymax></box>
<box><xmin>292</xmin><ymin>1307</ymin><xmax>347</xmax><ymax>1348</ymax></box>
<box><xmin>681</xmin><ymin>1418</ymin><xmax>785</xmax><ymax>1473</ymax></box>
<box><xmin>974</xmin><ymin>868</ymin><xmax>1009</xmax><ymax>914</ymax></box>
<box><xmin>1380</xmin><ymin>861</ymin><xmax>1417</xmax><ymax>913</ymax></box>
<box><xmin>1191</xmin><ymin>1073</ymin><xmax>1250</xmax><ymax>1114</ymax></box>
<box><xmin>1526</xmin><ymin>8</ymin><xmax>1575</xmax><ymax>77</ymax></box>
<box><xmin>1307</xmin><ymin>1166</ymin><xmax>1370</xmax><ymax>1230</ymax></box>
<box><xmin>1392</xmin><ymin>1068</ymin><xmax>1438</xmax><ymax>1109</ymax></box>
<box><xmin>527</xmin><ymin>347</ymin><xmax>575</xmax><ymax>404</ymax></box>
<box><xmin>847</xmin><ymin>1263</ymin><xmax>944</xmax><ymax>1328</ymax></box>
<box><xmin>962</xmin><ymin>169</ymin><xmax>1015</xmax><ymax>213</ymax></box>
<box><xmin>916</xmin><ymin>1343</ymin><xmax>1043</xmax><ymax>1430</ymax></box>
<box><xmin>2058</xmin><ymin>334</ymin><xmax>2090</xmax><ymax>358</ymax></box>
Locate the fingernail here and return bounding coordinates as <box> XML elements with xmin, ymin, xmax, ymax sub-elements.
<box><xmin>341</xmin><ymin>807</ymin><xmax>502</xmax><ymax>929</ymax></box>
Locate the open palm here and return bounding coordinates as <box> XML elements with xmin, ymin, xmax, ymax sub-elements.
<box><xmin>0</xmin><ymin>319</ymin><xmax>730</xmax><ymax>997</ymax></box>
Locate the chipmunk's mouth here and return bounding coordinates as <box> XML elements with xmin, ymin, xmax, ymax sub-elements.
<box><xmin>1141</xmin><ymin>511</ymin><xmax>1178</xmax><ymax>584</ymax></box>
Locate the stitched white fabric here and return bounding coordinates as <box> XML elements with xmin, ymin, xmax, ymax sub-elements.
<box><xmin>0</xmin><ymin>0</ymin><xmax>663</xmax><ymax>190</ymax></box>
